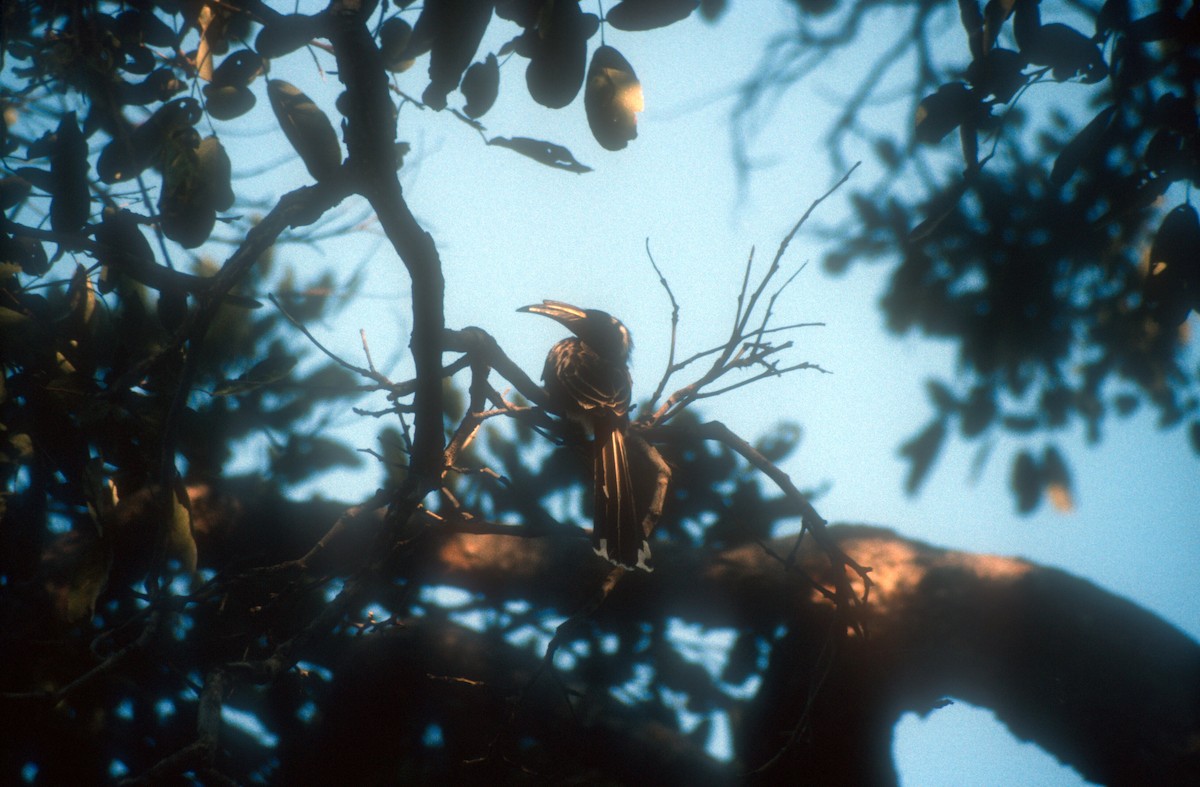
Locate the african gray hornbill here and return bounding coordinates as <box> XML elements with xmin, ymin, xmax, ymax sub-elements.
<box><xmin>518</xmin><ymin>301</ymin><xmax>651</xmax><ymax>571</ymax></box>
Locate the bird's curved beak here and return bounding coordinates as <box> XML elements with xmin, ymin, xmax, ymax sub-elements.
<box><xmin>517</xmin><ymin>300</ymin><xmax>587</xmax><ymax>325</ymax></box>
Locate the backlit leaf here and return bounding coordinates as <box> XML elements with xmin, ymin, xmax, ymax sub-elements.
<box><xmin>585</xmin><ymin>45</ymin><xmax>643</xmax><ymax>151</ymax></box>
<box><xmin>1042</xmin><ymin>445</ymin><xmax>1074</xmax><ymax>513</ymax></box>
<box><xmin>268</xmin><ymin>79</ymin><xmax>342</xmax><ymax>182</ymax></box>
<box><xmin>380</xmin><ymin>17</ymin><xmax>416</xmax><ymax>72</ymax></box>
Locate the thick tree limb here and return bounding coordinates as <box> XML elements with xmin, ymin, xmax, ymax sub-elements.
<box><xmin>329</xmin><ymin>0</ymin><xmax>445</xmax><ymax>484</ymax></box>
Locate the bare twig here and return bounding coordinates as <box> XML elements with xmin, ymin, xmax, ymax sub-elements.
<box><xmin>640</xmin><ymin>165</ymin><xmax>856</xmax><ymax>428</ymax></box>
<box><xmin>645</xmin><ymin>238</ymin><xmax>681</xmax><ymax>411</ymax></box>
<box><xmin>270</xmin><ymin>293</ymin><xmax>393</xmax><ymax>387</ymax></box>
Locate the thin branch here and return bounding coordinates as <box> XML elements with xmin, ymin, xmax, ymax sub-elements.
<box><xmin>690</xmin><ymin>419</ymin><xmax>872</xmax><ymax>610</ymax></box>
<box><xmin>269</xmin><ymin>293</ymin><xmax>392</xmax><ymax>388</ymax></box>
<box><xmin>645</xmin><ymin>238</ymin><xmax>681</xmax><ymax>411</ymax></box>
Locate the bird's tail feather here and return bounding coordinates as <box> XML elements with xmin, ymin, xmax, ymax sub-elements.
<box><xmin>593</xmin><ymin>423</ymin><xmax>651</xmax><ymax>571</ymax></box>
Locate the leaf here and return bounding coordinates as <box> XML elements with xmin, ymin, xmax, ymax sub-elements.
<box><xmin>925</xmin><ymin>379</ymin><xmax>959</xmax><ymax>412</ymax></box>
<box><xmin>1144</xmin><ymin>203</ymin><xmax>1200</xmax><ymax>323</ymax></box>
<box><xmin>1144</xmin><ymin>129</ymin><xmax>1186</xmax><ymax>175</ymax></box>
<box><xmin>914</xmin><ymin>82</ymin><xmax>976</xmax><ymax>145</ymax></box>
<box><xmin>97</xmin><ymin>97</ymin><xmax>202</xmax><ymax>183</ymax></box>
<box><xmin>156</xmin><ymin>289</ymin><xmax>187</xmax><ymax>333</ymax></box>
<box><xmin>196</xmin><ymin>136</ymin><xmax>235</xmax><ymax>212</ymax></box>
<box><xmin>42</xmin><ymin>530</ymin><xmax>112</xmax><ymax>625</ymax></box>
<box><xmin>268</xmin><ymin>79</ymin><xmax>342</xmax><ymax>181</ymax></box>
<box><xmin>899</xmin><ymin>419</ymin><xmax>947</xmax><ymax>494</ymax></box>
<box><xmin>213</xmin><ymin>353</ymin><xmax>298</xmax><ymax>396</ymax></box>
<box><xmin>1</xmin><ymin>235</ymin><xmax>48</xmax><ymax>276</ymax></box>
<box><xmin>158</xmin><ymin>127</ymin><xmax>215</xmax><ymax>248</ymax></box>
<box><xmin>116</xmin><ymin>68</ymin><xmax>185</xmax><ymax>106</ymax></box>
<box><xmin>255</xmin><ymin>12</ymin><xmax>324</xmax><ymax>59</ymax></box>
<box><xmin>420</xmin><ymin>0</ymin><xmax>493</xmax><ymax>111</ymax></box>
<box><xmin>606</xmin><ymin>0</ymin><xmax>698</xmax><ymax>31</ymax></box>
<box><xmin>1011</xmin><ymin>0</ymin><xmax>1040</xmax><ymax>52</ymax></box>
<box><xmin>13</xmin><ymin>166</ymin><xmax>54</xmax><ymax>194</ymax></box>
<box><xmin>50</xmin><ymin>112</ymin><xmax>89</xmax><ymax>234</ymax></box>
<box><xmin>585</xmin><ymin>45</ymin><xmax>643</xmax><ymax>151</ymax></box>
<box><xmin>960</xmin><ymin>385</ymin><xmax>996</xmax><ymax>437</ymax></box>
<box><xmin>94</xmin><ymin>209</ymin><xmax>157</xmax><ymax>290</ymax></box>
<box><xmin>754</xmin><ymin>422</ymin><xmax>803</xmax><ymax>463</ymax></box>
<box><xmin>82</xmin><ymin>457</ymin><xmax>118</xmax><ymax>528</ymax></box>
<box><xmin>271</xmin><ymin>434</ymin><xmax>363</xmax><ymax>484</ymax></box>
<box><xmin>0</xmin><ymin>306</ymin><xmax>30</xmax><ymax>327</ymax></box>
<box><xmin>1002</xmin><ymin>414</ymin><xmax>1040</xmax><ymax>432</ymax></box>
<box><xmin>66</xmin><ymin>263</ymin><xmax>96</xmax><ymax>327</ymax></box>
<box><xmin>1041</xmin><ymin>445</ymin><xmax>1074</xmax><ymax>513</ymax></box>
<box><xmin>0</xmin><ymin>176</ymin><xmax>32</xmax><ymax>210</ymax></box>
<box><xmin>202</xmin><ymin>84</ymin><xmax>257</xmax><ymax>120</ymax></box>
<box><xmin>1010</xmin><ymin>449</ymin><xmax>1041</xmax><ymax>513</ymax></box>
<box><xmin>115</xmin><ymin>8</ymin><xmax>177</xmax><ymax>48</ymax></box>
<box><xmin>1150</xmin><ymin>203</ymin><xmax>1200</xmax><ymax>271</ymax></box>
<box><xmin>525</xmin><ymin>2</ymin><xmax>597</xmax><ymax>109</ymax></box>
<box><xmin>379</xmin><ymin>17</ymin><xmax>416</xmax><ymax>72</ymax></box>
<box><xmin>8</xmin><ymin>432</ymin><xmax>33</xmax><ymax>459</ymax></box>
<box><xmin>721</xmin><ymin>633</ymin><xmax>760</xmax><ymax>685</ymax></box>
<box><xmin>461</xmin><ymin>53</ymin><xmax>500</xmax><ymax>118</ymax></box>
<box><xmin>487</xmin><ymin>136</ymin><xmax>593</xmax><ymax>173</ymax></box>
<box><xmin>1050</xmin><ymin>105</ymin><xmax>1116</xmax><ymax>186</ymax></box>
<box><xmin>1113</xmin><ymin>393</ymin><xmax>1139</xmax><ymax>416</ymax></box>
<box><xmin>958</xmin><ymin>0</ymin><xmax>985</xmax><ymax>60</ymax></box>
<box><xmin>1126</xmin><ymin>10</ymin><xmax>1180</xmax><ymax>42</ymax></box>
<box><xmin>167</xmin><ymin>480</ymin><xmax>197</xmax><ymax>574</ymax></box>
<box><xmin>699</xmin><ymin>0</ymin><xmax>728</xmax><ymax>21</ymax></box>
<box><xmin>211</xmin><ymin>49</ymin><xmax>263</xmax><ymax>88</ymax></box>
<box><xmin>1024</xmin><ymin>23</ymin><xmax>1108</xmax><ymax>82</ymax></box>
<box><xmin>965</xmin><ymin>47</ymin><xmax>1025</xmax><ymax>104</ymax></box>
<box><xmin>1095</xmin><ymin>0</ymin><xmax>1129</xmax><ymax>37</ymax></box>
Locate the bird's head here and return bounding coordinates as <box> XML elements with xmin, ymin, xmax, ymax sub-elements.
<box><xmin>518</xmin><ymin>300</ymin><xmax>632</xmax><ymax>362</ymax></box>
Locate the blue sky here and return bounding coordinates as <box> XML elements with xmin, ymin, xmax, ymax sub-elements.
<box><xmin>221</xmin><ymin>2</ymin><xmax>1199</xmax><ymax>783</ymax></box>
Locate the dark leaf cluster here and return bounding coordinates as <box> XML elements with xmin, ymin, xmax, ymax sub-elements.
<box><xmin>772</xmin><ymin>0</ymin><xmax>1200</xmax><ymax>509</ymax></box>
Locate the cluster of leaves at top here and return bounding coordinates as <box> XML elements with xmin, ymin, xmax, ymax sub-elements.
<box><xmin>834</xmin><ymin>0</ymin><xmax>1200</xmax><ymax>512</ymax></box>
<box><xmin>255</xmin><ymin>0</ymin><xmax>680</xmax><ymax>155</ymax></box>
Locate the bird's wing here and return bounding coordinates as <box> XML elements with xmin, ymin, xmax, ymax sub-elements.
<box><xmin>551</xmin><ymin>341</ymin><xmax>632</xmax><ymax>417</ymax></box>
<box><xmin>563</xmin><ymin>360</ymin><xmax>630</xmax><ymax>416</ymax></box>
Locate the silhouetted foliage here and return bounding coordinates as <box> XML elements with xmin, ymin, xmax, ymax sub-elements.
<box><xmin>734</xmin><ymin>0</ymin><xmax>1200</xmax><ymax>510</ymax></box>
<box><xmin>1</xmin><ymin>2</ymin><xmax>1197</xmax><ymax>785</ymax></box>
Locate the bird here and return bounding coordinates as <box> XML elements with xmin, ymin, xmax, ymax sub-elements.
<box><xmin>518</xmin><ymin>300</ymin><xmax>651</xmax><ymax>571</ymax></box>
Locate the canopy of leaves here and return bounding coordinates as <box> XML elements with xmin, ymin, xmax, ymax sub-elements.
<box><xmin>732</xmin><ymin>0</ymin><xmax>1200</xmax><ymax>511</ymax></box>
